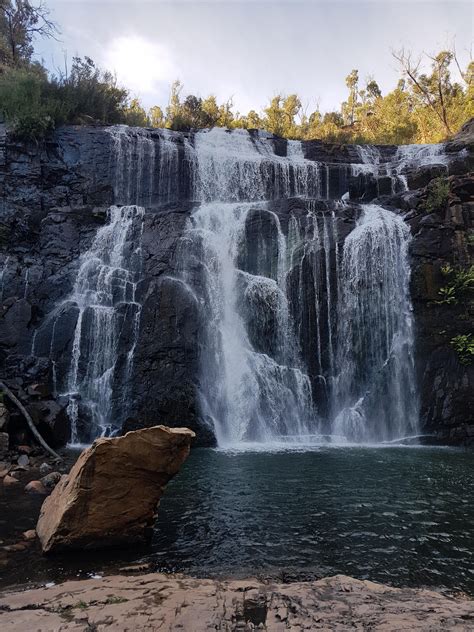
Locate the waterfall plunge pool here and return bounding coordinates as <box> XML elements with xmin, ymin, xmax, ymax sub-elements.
<box><xmin>0</xmin><ymin>446</ymin><xmax>472</xmax><ymax>595</ymax></box>
<box><xmin>151</xmin><ymin>446</ymin><xmax>473</xmax><ymax>594</ymax></box>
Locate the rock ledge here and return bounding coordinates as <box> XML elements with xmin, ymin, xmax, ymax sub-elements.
<box><xmin>0</xmin><ymin>572</ymin><xmax>472</xmax><ymax>631</ymax></box>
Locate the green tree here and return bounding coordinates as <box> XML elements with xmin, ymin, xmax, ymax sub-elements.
<box><xmin>124</xmin><ymin>97</ymin><xmax>148</xmax><ymax>127</ymax></box>
<box><xmin>148</xmin><ymin>105</ymin><xmax>164</xmax><ymax>128</ymax></box>
<box><xmin>392</xmin><ymin>49</ymin><xmax>466</xmax><ymax>137</ymax></box>
<box><xmin>342</xmin><ymin>69</ymin><xmax>359</xmax><ymax>125</ymax></box>
<box><xmin>201</xmin><ymin>95</ymin><xmax>219</xmax><ymax>127</ymax></box>
<box><xmin>165</xmin><ymin>79</ymin><xmax>184</xmax><ymax>129</ymax></box>
<box><xmin>0</xmin><ymin>0</ymin><xmax>57</xmax><ymax>67</ymax></box>
<box><xmin>263</xmin><ymin>95</ymin><xmax>284</xmax><ymax>135</ymax></box>
<box><xmin>217</xmin><ymin>97</ymin><xmax>234</xmax><ymax>127</ymax></box>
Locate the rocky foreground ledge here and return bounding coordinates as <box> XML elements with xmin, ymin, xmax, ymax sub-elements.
<box><xmin>0</xmin><ymin>572</ymin><xmax>473</xmax><ymax>631</ymax></box>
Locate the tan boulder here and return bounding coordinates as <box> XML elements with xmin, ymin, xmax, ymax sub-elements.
<box><xmin>25</xmin><ymin>480</ymin><xmax>48</xmax><ymax>495</ymax></box>
<box><xmin>36</xmin><ymin>425</ymin><xmax>194</xmax><ymax>554</ymax></box>
<box><xmin>3</xmin><ymin>474</ymin><xmax>19</xmax><ymax>487</ymax></box>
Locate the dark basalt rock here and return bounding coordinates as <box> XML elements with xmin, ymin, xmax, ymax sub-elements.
<box><xmin>0</xmin><ymin>122</ymin><xmax>472</xmax><ymax>446</ymax></box>
<box><xmin>408</xmin><ymin>169</ymin><xmax>474</xmax><ymax>445</ymax></box>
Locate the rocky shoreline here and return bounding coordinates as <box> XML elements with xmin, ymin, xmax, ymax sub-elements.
<box><xmin>1</xmin><ymin>570</ymin><xmax>473</xmax><ymax>631</ymax></box>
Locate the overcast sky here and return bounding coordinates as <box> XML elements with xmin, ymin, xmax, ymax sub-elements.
<box><xmin>35</xmin><ymin>0</ymin><xmax>473</xmax><ymax>115</ymax></box>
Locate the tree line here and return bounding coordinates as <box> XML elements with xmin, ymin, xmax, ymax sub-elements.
<box><xmin>0</xmin><ymin>1</ymin><xmax>472</xmax><ymax>143</ymax></box>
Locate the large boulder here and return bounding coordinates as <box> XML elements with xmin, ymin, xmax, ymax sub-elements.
<box><xmin>36</xmin><ymin>425</ymin><xmax>195</xmax><ymax>553</ymax></box>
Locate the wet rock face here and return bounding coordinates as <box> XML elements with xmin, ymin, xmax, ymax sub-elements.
<box><xmin>408</xmin><ymin>169</ymin><xmax>474</xmax><ymax>445</ymax></box>
<box><xmin>0</xmin><ymin>122</ymin><xmax>472</xmax><ymax>446</ymax></box>
<box><xmin>36</xmin><ymin>425</ymin><xmax>195</xmax><ymax>553</ymax></box>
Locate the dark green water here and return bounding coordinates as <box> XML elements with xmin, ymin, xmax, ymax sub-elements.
<box><xmin>152</xmin><ymin>446</ymin><xmax>474</xmax><ymax>593</ymax></box>
<box><xmin>1</xmin><ymin>446</ymin><xmax>472</xmax><ymax>594</ymax></box>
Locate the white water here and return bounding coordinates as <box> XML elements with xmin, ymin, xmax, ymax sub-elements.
<box><xmin>181</xmin><ymin>128</ymin><xmax>326</xmax><ymax>446</ymax></box>
<box><xmin>182</xmin><ymin>202</ymin><xmax>315</xmax><ymax>446</ymax></box>
<box><xmin>352</xmin><ymin>142</ymin><xmax>451</xmax><ymax>194</ymax></box>
<box><xmin>331</xmin><ymin>204</ymin><xmax>419</xmax><ymax>442</ymax></box>
<box><xmin>181</xmin><ymin>128</ymin><xmax>425</xmax><ymax>446</ymax></box>
<box><xmin>64</xmin><ymin>205</ymin><xmax>144</xmax><ymax>442</ymax></box>
<box><xmin>192</xmin><ymin>128</ymin><xmax>322</xmax><ymax>202</ymax></box>
<box><xmin>109</xmin><ymin>126</ymin><xmax>191</xmax><ymax>206</ymax></box>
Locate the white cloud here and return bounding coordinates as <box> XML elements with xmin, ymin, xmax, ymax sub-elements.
<box><xmin>103</xmin><ymin>35</ymin><xmax>177</xmax><ymax>98</ymax></box>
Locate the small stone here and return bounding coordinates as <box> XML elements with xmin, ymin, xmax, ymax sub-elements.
<box><xmin>17</xmin><ymin>454</ymin><xmax>29</xmax><ymax>467</ymax></box>
<box><xmin>39</xmin><ymin>462</ymin><xmax>53</xmax><ymax>475</ymax></box>
<box><xmin>24</xmin><ymin>480</ymin><xmax>47</xmax><ymax>495</ymax></box>
<box><xmin>3</xmin><ymin>474</ymin><xmax>20</xmax><ymax>486</ymax></box>
<box><xmin>119</xmin><ymin>563</ymin><xmax>152</xmax><ymax>573</ymax></box>
<box><xmin>0</xmin><ymin>468</ymin><xmax>9</xmax><ymax>479</ymax></box>
<box><xmin>27</xmin><ymin>383</ymin><xmax>51</xmax><ymax>398</ymax></box>
<box><xmin>41</xmin><ymin>471</ymin><xmax>61</xmax><ymax>490</ymax></box>
<box><xmin>17</xmin><ymin>445</ymin><xmax>33</xmax><ymax>455</ymax></box>
<box><xmin>0</xmin><ymin>404</ymin><xmax>9</xmax><ymax>431</ymax></box>
<box><xmin>11</xmin><ymin>464</ymin><xmax>28</xmax><ymax>472</ymax></box>
<box><xmin>3</xmin><ymin>543</ymin><xmax>27</xmax><ymax>552</ymax></box>
<box><xmin>0</xmin><ymin>432</ymin><xmax>8</xmax><ymax>458</ymax></box>
<box><xmin>22</xmin><ymin>530</ymin><xmax>37</xmax><ymax>541</ymax></box>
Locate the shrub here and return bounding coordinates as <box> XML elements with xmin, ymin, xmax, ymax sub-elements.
<box><xmin>435</xmin><ymin>264</ymin><xmax>474</xmax><ymax>305</ymax></box>
<box><xmin>0</xmin><ymin>65</ymin><xmax>66</xmax><ymax>140</ymax></box>
<box><xmin>56</xmin><ymin>57</ymin><xmax>128</xmax><ymax>126</ymax></box>
<box><xmin>450</xmin><ymin>334</ymin><xmax>474</xmax><ymax>365</ymax></box>
<box><xmin>0</xmin><ymin>57</ymin><xmax>129</xmax><ymax>140</ymax></box>
<box><xmin>421</xmin><ymin>176</ymin><xmax>450</xmax><ymax>214</ymax></box>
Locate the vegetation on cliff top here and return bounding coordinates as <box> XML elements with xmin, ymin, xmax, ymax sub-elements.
<box><xmin>0</xmin><ymin>1</ymin><xmax>473</xmax><ymax>143</ymax></box>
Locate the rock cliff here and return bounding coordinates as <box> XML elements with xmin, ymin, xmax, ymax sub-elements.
<box><xmin>0</xmin><ymin>122</ymin><xmax>472</xmax><ymax>446</ymax></box>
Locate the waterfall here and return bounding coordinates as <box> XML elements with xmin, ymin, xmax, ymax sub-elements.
<box><xmin>179</xmin><ymin>128</ymin><xmax>426</xmax><ymax>445</ymax></box>
<box><xmin>32</xmin><ymin>125</ymin><xmax>453</xmax><ymax>446</ymax></box>
<box><xmin>109</xmin><ymin>126</ymin><xmax>193</xmax><ymax>206</ymax></box>
<box><xmin>64</xmin><ymin>205</ymin><xmax>144</xmax><ymax>443</ymax></box>
<box><xmin>181</xmin><ymin>128</ymin><xmax>323</xmax><ymax>445</ymax></box>
<box><xmin>192</xmin><ymin>128</ymin><xmax>322</xmax><ymax>202</ymax></box>
<box><xmin>331</xmin><ymin>204</ymin><xmax>418</xmax><ymax>442</ymax></box>
<box><xmin>352</xmin><ymin>142</ymin><xmax>453</xmax><ymax>194</ymax></box>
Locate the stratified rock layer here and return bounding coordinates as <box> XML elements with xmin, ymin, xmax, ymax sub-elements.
<box><xmin>0</xmin><ymin>572</ymin><xmax>472</xmax><ymax>631</ymax></box>
<box><xmin>36</xmin><ymin>425</ymin><xmax>194</xmax><ymax>553</ymax></box>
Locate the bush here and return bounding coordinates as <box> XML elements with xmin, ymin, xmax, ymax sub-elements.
<box><xmin>0</xmin><ymin>57</ymin><xmax>129</xmax><ymax>140</ymax></box>
<box><xmin>0</xmin><ymin>65</ymin><xmax>66</xmax><ymax>140</ymax></box>
<box><xmin>56</xmin><ymin>57</ymin><xmax>128</xmax><ymax>126</ymax></box>
<box><xmin>436</xmin><ymin>264</ymin><xmax>474</xmax><ymax>305</ymax></box>
<box><xmin>421</xmin><ymin>176</ymin><xmax>450</xmax><ymax>213</ymax></box>
<box><xmin>451</xmin><ymin>334</ymin><xmax>474</xmax><ymax>365</ymax></box>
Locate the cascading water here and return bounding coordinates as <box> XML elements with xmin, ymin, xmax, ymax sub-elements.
<box><xmin>32</xmin><ymin>125</ymin><xmax>459</xmax><ymax>446</ymax></box>
<box><xmin>182</xmin><ymin>202</ymin><xmax>314</xmax><ymax>445</ymax></box>
<box><xmin>331</xmin><ymin>204</ymin><xmax>418</xmax><ymax>442</ymax></box>
<box><xmin>178</xmin><ymin>127</ymin><xmax>429</xmax><ymax>446</ymax></box>
<box><xmin>109</xmin><ymin>126</ymin><xmax>193</xmax><ymax>206</ymax></box>
<box><xmin>352</xmin><ymin>142</ymin><xmax>454</xmax><ymax>194</ymax></box>
<box><xmin>181</xmin><ymin>128</ymin><xmax>322</xmax><ymax>446</ymax></box>
<box><xmin>65</xmin><ymin>205</ymin><xmax>144</xmax><ymax>442</ymax></box>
